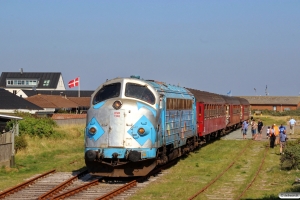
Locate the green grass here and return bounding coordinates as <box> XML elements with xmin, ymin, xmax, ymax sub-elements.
<box><xmin>129</xmin><ymin>138</ymin><xmax>300</xmax><ymax>200</ymax></box>
<box><xmin>1</xmin><ymin>116</ymin><xmax>299</xmax><ymax>198</ymax></box>
<box><xmin>0</xmin><ymin>125</ymin><xmax>86</xmax><ymax>191</ymax></box>
<box><xmin>252</xmin><ymin>115</ymin><xmax>290</xmax><ymax>126</ymax></box>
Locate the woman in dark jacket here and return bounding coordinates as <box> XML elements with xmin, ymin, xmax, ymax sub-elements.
<box><xmin>270</xmin><ymin>125</ymin><xmax>276</xmax><ymax>148</ymax></box>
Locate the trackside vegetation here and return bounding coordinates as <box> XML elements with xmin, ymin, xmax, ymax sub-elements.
<box><xmin>0</xmin><ymin>113</ymin><xmax>85</xmax><ymax>191</ymax></box>
<box><xmin>0</xmin><ymin>114</ymin><xmax>299</xmax><ymax>199</ymax></box>
<box><xmin>129</xmin><ymin>138</ymin><xmax>300</xmax><ymax>200</ymax></box>
<box><xmin>6</xmin><ymin>113</ymin><xmax>58</xmax><ymax>138</ymax></box>
<box><xmin>281</xmin><ymin>139</ymin><xmax>300</xmax><ymax>170</ymax></box>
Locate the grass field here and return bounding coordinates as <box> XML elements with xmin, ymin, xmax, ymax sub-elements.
<box><xmin>0</xmin><ymin>124</ymin><xmax>86</xmax><ymax>191</ymax></box>
<box><xmin>1</xmin><ymin>116</ymin><xmax>299</xmax><ymax>199</ymax></box>
<box><xmin>129</xmin><ymin>139</ymin><xmax>300</xmax><ymax>200</ymax></box>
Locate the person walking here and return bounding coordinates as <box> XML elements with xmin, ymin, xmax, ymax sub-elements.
<box><xmin>270</xmin><ymin>125</ymin><xmax>276</xmax><ymax>148</ymax></box>
<box><xmin>266</xmin><ymin>126</ymin><xmax>270</xmax><ymax>139</ymax></box>
<box><xmin>242</xmin><ymin>120</ymin><xmax>249</xmax><ymax>139</ymax></box>
<box><xmin>279</xmin><ymin>126</ymin><xmax>287</xmax><ymax>155</ymax></box>
<box><xmin>289</xmin><ymin>117</ymin><xmax>296</xmax><ymax>135</ymax></box>
<box><xmin>274</xmin><ymin>124</ymin><xmax>280</xmax><ymax>146</ymax></box>
<box><xmin>257</xmin><ymin>119</ymin><xmax>264</xmax><ymax>140</ymax></box>
<box><xmin>251</xmin><ymin>119</ymin><xmax>258</xmax><ymax>140</ymax></box>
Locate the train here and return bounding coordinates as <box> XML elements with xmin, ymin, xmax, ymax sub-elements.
<box><xmin>84</xmin><ymin>76</ymin><xmax>250</xmax><ymax>177</ymax></box>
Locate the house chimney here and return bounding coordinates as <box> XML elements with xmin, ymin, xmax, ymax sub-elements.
<box><xmin>20</xmin><ymin>68</ymin><xmax>23</xmax><ymax>74</ymax></box>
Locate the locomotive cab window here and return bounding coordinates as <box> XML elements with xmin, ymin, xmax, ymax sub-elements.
<box><xmin>93</xmin><ymin>82</ymin><xmax>121</xmax><ymax>105</ymax></box>
<box><xmin>125</xmin><ymin>83</ymin><xmax>155</xmax><ymax>105</ymax></box>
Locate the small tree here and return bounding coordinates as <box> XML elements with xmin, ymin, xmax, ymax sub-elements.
<box><xmin>280</xmin><ymin>139</ymin><xmax>300</xmax><ymax>170</ymax></box>
<box><xmin>15</xmin><ymin>135</ymin><xmax>28</xmax><ymax>153</ymax></box>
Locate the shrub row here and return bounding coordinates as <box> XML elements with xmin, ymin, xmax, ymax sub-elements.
<box><xmin>6</xmin><ymin>113</ymin><xmax>59</xmax><ymax>152</ymax></box>
<box><xmin>280</xmin><ymin>138</ymin><xmax>300</xmax><ymax>170</ymax></box>
<box><xmin>6</xmin><ymin>113</ymin><xmax>57</xmax><ymax>138</ymax></box>
<box><xmin>252</xmin><ymin>109</ymin><xmax>300</xmax><ymax>117</ymax></box>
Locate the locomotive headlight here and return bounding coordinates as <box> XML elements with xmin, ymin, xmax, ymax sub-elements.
<box><xmin>138</xmin><ymin>128</ymin><xmax>145</xmax><ymax>135</ymax></box>
<box><xmin>113</xmin><ymin>100</ymin><xmax>122</xmax><ymax>110</ymax></box>
<box><xmin>89</xmin><ymin>127</ymin><xmax>97</xmax><ymax>135</ymax></box>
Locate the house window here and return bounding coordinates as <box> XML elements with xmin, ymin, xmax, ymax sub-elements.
<box><xmin>6</xmin><ymin>80</ymin><xmax>13</xmax><ymax>85</ymax></box>
<box><xmin>6</xmin><ymin>79</ymin><xmax>38</xmax><ymax>87</ymax></box>
<box><xmin>43</xmin><ymin>80</ymin><xmax>50</xmax><ymax>86</ymax></box>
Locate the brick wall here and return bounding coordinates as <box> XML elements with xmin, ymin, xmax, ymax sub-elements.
<box><xmin>51</xmin><ymin>114</ymin><xmax>87</xmax><ymax>126</ymax></box>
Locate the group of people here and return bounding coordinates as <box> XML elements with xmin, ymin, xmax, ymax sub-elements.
<box><xmin>241</xmin><ymin>117</ymin><xmax>297</xmax><ymax>155</ymax></box>
<box><xmin>267</xmin><ymin>124</ymin><xmax>287</xmax><ymax>155</ymax></box>
<box><xmin>241</xmin><ymin>118</ymin><xmax>264</xmax><ymax>140</ymax></box>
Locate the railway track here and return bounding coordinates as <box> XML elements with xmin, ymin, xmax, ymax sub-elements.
<box><xmin>0</xmin><ymin>159</ymin><xmax>176</xmax><ymax>200</ymax></box>
<box><xmin>188</xmin><ymin>141</ymin><xmax>269</xmax><ymax>200</ymax></box>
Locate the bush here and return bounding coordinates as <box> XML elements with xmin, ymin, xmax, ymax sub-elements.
<box><xmin>252</xmin><ymin>109</ymin><xmax>300</xmax><ymax>117</ymax></box>
<box><xmin>280</xmin><ymin>139</ymin><xmax>300</xmax><ymax>170</ymax></box>
<box><xmin>6</xmin><ymin>112</ymin><xmax>58</xmax><ymax>138</ymax></box>
<box><xmin>15</xmin><ymin>135</ymin><xmax>28</xmax><ymax>153</ymax></box>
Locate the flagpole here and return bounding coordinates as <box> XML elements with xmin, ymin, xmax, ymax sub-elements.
<box><xmin>78</xmin><ymin>77</ymin><xmax>80</xmax><ymax>97</ymax></box>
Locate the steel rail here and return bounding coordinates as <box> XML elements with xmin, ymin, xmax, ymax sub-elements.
<box><xmin>235</xmin><ymin>147</ymin><xmax>269</xmax><ymax>200</ymax></box>
<box><xmin>52</xmin><ymin>179</ymin><xmax>99</xmax><ymax>199</ymax></box>
<box><xmin>38</xmin><ymin>169</ymin><xmax>89</xmax><ymax>200</ymax></box>
<box><xmin>0</xmin><ymin>169</ymin><xmax>56</xmax><ymax>199</ymax></box>
<box><xmin>95</xmin><ymin>180</ymin><xmax>137</xmax><ymax>200</ymax></box>
<box><xmin>188</xmin><ymin>140</ymin><xmax>252</xmax><ymax>200</ymax></box>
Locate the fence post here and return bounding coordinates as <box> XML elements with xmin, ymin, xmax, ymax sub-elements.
<box><xmin>10</xmin><ymin>124</ymin><xmax>16</xmax><ymax>167</ymax></box>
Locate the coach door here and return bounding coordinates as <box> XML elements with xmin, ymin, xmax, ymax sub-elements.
<box><xmin>109</xmin><ymin>110</ymin><xmax>125</xmax><ymax>147</ymax></box>
<box><xmin>197</xmin><ymin>103</ymin><xmax>204</xmax><ymax>136</ymax></box>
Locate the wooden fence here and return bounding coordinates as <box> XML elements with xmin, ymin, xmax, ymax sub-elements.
<box><xmin>0</xmin><ymin>132</ymin><xmax>12</xmax><ymax>167</ymax></box>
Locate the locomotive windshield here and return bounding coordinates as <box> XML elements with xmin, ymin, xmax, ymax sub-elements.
<box><xmin>125</xmin><ymin>83</ymin><xmax>155</xmax><ymax>105</ymax></box>
<box><xmin>93</xmin><ymin>82</ymin><xmax>121</xmax><ymax>104</ymax></box>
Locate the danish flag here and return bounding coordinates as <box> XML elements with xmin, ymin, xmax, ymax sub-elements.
<box><xmin>68</xmin><ymin>77</ymin><xmax>79</xmax><ymax>88</ymax></box>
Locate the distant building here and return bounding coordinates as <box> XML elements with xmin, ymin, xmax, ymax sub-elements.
<box><xmin>21</xmin><ymin>89</ymin><xmax>93</xmax><ymax>98</ymax></box>
<box><xmin>25</xmin><ymin>94</ymin><xmax>90</xmax><ymax>114</ymax></box>
<box><xmin>0</xmin><ymin>88</ymin><xmax>43</xmax><ymax>114</ymax></box>
<box><xmin>239</xmin><ymin>96</ymin><xmax>300</xmax><ymax>112</ymax></box>
<box><xmin>0</xmin><ymin>71</ymin><xmax>66</xmax><ymax>95</ymax></box>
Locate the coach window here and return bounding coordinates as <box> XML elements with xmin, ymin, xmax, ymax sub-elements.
<box><xmin>93</xmin><ymin>82</ymin><xmax>121</xmax><ymax>104</ymax></box>
<box><xmin>125</xmin><ymin>83</ymin><xmax>155</xmax><ymax>105</ymax></box>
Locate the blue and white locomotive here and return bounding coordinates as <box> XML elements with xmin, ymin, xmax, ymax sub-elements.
<box><xmin>84</xmin><ymin>76</ymin><xmax>197</xmax><ymax>177</ymax></box>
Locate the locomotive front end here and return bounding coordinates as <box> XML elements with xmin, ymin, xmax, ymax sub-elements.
<box><xmin>85</xmin><ymin>77</ymin><xmax>159</xmax><ymax>177</ymax></box>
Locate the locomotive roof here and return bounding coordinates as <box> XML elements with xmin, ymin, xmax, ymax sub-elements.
<box><xmin>145</xmin><ymin>80</ymin><xmax>193</xmax><ymax>99</ymax></box>
<box><xmin>94</xmin><ymin>77</ymin><xmax>194</xmax><ymax>100</ymax></box>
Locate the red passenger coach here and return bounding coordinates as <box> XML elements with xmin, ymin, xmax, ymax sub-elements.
<box><xmin>222</xmin><ymin>95</ymin><xmax>242</xmax><ymax>130</ymax></box>
<box><xmin>187</xmin><ymin>89</ymin><xmax>227</xmax><ymax>141</ymax></box>
<box><xmin>237</xmin><ymin>97</ymin><xmax>250</xmax><ymax>122</ymax></box>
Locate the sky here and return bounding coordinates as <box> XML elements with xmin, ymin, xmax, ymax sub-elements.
<box><xmin>1</xmin><ymin>1</ymin><xmax>300</xmax><ymax>96</ymax></box>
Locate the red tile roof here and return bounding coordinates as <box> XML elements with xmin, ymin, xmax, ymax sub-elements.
<box><xmin>26</xmin><ymin>95</ymin><xmax>82</xmax><ymax>108</ymax></box>
<box><xmin>68</xmin><ymin>97</ymin><xmax>90</xmax><ymax>107</ymax></box>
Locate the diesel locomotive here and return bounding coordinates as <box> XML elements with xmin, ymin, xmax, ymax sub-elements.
<box><xmin>84</xmin><ymin>76</ymin><xmax>250</xmax><ymax>177</ymax></box>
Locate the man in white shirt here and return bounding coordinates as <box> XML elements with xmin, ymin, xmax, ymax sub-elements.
<box><xmin>289</xmin><ymin>118</ymin><xmax>296</xmax><ymax>135</ymax></box>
